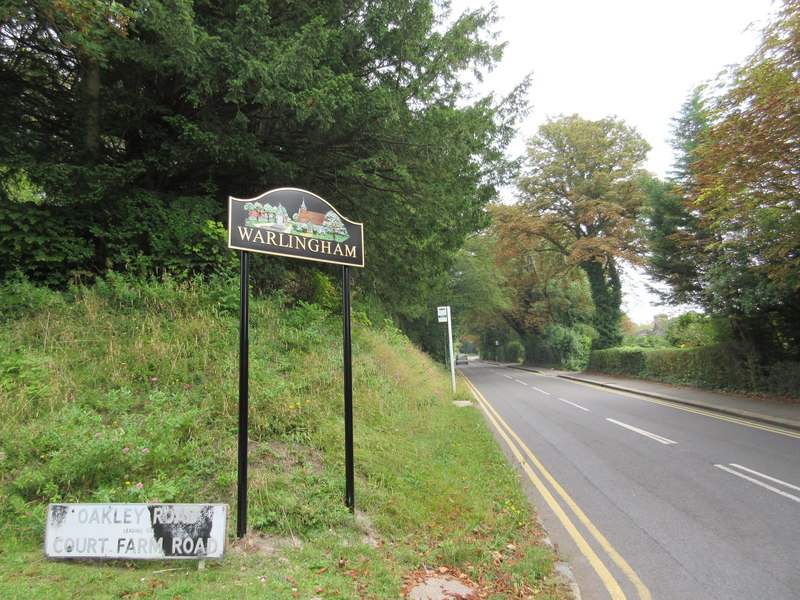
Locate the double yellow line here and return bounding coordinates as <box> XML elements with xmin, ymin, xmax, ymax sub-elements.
<box><xmin>461</xmin><ymin>373</ymin><xmax>652</xmax><ymax>600</ymax></box>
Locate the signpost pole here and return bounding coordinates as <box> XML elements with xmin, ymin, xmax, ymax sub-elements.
<box><xmin>237</xmin><ymin>251</ymin><xmax>250</xmax><ymax>538</ymax></box>
<box><xmin>228</xmin><ymin>189</ymin><xmax>364</xmax><ymax>522</ymax></box>
<box><xmin>446</xmin><ymin>307</ymin><xmax>456</xmax><ymax>393</ymax></box>
<box><xmin>437</xmin><ymin>306</ymin><xmax>456</xmax><ymax>393</ymax></box>
<box><xmin>342</xmin><ymin>266</ymin><xmax>355</xmax><ymax>513</ymax></box>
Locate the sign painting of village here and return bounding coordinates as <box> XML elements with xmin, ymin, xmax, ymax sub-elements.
<box><xmin>228</xmin><ymin>188</ymin><xmax>364</xmax><ymax>267</ymax></box>
<box><xmin>244</xmin><ymin>196</ymin><xmax>349</xmax><ymax>241</ymax></box>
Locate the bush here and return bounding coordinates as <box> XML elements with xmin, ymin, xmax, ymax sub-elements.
<box><xmin>548</xmin><ymin>323</ymin><xmax>594</xmax><ymax>370</ymax></box>
<box><xmin>588</xmin><ymin>343</ymin><xmax>800</xmax><ymax>397</ymax></box>
<box><xmin>664</xmin><ymin>312</ymin><xmax>731</xmax><ymax>348</ymax></box>
<box><xmin>503</xmin><ymin>340</ymin><xmax>525</xmax><ymax>363</ymax></box>
<box><xmin>588</xmin><ymin>347</ymin><xmax>646</xmax><ymax>375</ymax></box>
<box><xmin>0</xmin><ymin>277</ymin><xmax>67</xmax><ymax>322</ymax></box>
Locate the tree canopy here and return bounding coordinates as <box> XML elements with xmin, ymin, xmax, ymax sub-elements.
<box><xmin>645</xmin><ymin>0</ymin><xmax>800</xmax><ymax>360</ymax></box>
<box><xmin>1</xmin><ymin>0</ymin><xmax>527</xmax><ymax>322</ymax></box>
<box><xmin>516</xmin><ymin>114</ymin><xmax>650</xmax><ymax>348</ymax></box>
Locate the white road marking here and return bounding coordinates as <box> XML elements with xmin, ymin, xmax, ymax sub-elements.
<box><xmin>606</xmin><ymin>418</ymin><xmax>677</xmax><ymax>445</ymax></box>
<box><xmin>715</xmin><ymin>464</ymin><xmax>800</xmax><ymax>503</ymax></box>
<box><xmin>515</xmin><ymin>379</ymin><xmax>528</xmax><ymax>386</ymax></box>
<box><xmin>531</xmin><ymin>386</ymin><xmax>551</xmax><ymax>396</ymax></box>
<box><xmin>558</xmin><ymin>397</ymin><xmax>590</xmax><ymax>411</ymax></box>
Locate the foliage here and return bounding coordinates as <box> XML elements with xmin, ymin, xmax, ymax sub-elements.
<box><xmin>1</xmin><ymin>0</ymin><xmax>528</xmax><ymax>325</ymax></box>
<box><xmin>0</xmin><ymin>191</ymin><xmax>237</xmax><ymax>285</ymax></box>
<box><xmin>0</xmin><ymin>277</ymin><xmax>572</xmax><ymax>599</ymax></box>
<box><xmin>694</xmin><ymin>0</ymin><xmax>800</xmax><ymax>293</ymax></box>
<box><xmin>588</xmin><ymin>343</ymin><xmax>799</xmax><ymax>398</ymax></box>
<box><xmin>588</xmin><ymin>347</ymin><xmax>647</xmax><ymax>376</ymax></box>
<box><xmin>516</xmin><ymin>115</ymin><xmax>651</xmax><ymax>349</ymax></box>
<box><xmin>644</xmin><ymin>2</ymin><xmax>800</xmax><ymax>363</ymax></box>
<box><xmin>641</xmin><ymin>175</ymin><xmax>708</xmax><ymax>306</ymax></box>
<box><xmin>448</xmin><ymin>232</ymin><xmax>513</xmax><ymax>330</ymax></box>
<box><xmin>621</xmin><ymin>333</ymin><xmax>670</xmax><ymax>349</ymax></box>
<box><xmin>663</xmin><ymin>312</ymin><xmax>731</xmax><ymax>348</ymax></box>
<box><xmin>480</xmin><ymin>203</ymin><xmax>597</xmax><ymax>368</ymax></box>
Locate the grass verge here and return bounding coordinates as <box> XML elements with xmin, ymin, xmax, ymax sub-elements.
<box><xmin>0</xmin><ymin>276</ymin><xmax>573</xmax><ymax>599</ymax></box>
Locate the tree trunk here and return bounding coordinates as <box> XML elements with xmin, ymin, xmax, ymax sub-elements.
<box><xmin>82</xmin><ymin>57</ymin><xmax>101</xmax><ymax>158</ymax></box>
<box><xmin>581</xmin><ymin>259</ymin><xmax>623</xmax><ymax>349</ymax></box>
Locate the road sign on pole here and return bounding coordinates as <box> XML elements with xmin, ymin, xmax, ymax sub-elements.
<box><xmin>229</xmin><ymin>188</ymin><xmax>364</xmax><ymax>535</ymax></box>
<box><xmin>438</xmin><ymin>306</ymin><xmax>456</xmax><ymax>393</ymax></box>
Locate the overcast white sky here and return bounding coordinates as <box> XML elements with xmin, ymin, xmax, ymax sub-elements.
<box><xmin>448</xmin><ymin>0</ymin><xmax>777</xmax><ymax>323</ymax></box>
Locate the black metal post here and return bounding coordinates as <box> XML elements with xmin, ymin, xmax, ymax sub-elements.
<box><xmin>237</xmin><ymin>251</ymin><xmax>250</xmax><ymax>538</ymax></box>
<box><xmin>342</xmin><ymin>265</ymin><xmax>355</xmax><ymax>513</ymax></box>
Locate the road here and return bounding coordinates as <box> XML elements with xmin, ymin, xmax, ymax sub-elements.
<box><xmin>459</xmin><ymin>360</ymin><xmax>800</xmax><ymax>600</ymax></box>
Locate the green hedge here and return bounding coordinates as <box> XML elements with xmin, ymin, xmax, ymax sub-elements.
<box><xmin>588</xmin><ymin>344</ymin><xmax>799</xmax><ymax>398</ymax></box>
<box><xmin>587</xmin><ymin>347</ymin><xmax>647</xmax><ymax>376</ymax></box>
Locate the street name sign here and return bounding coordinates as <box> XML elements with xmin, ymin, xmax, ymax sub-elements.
<box><xmin>45</xmin><ymin>503</ymin><xmax>227</xmax><ymax>560</ymax></box>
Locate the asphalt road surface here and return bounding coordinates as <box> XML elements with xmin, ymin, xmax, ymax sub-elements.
<box><xmin>460</xmin><ymin>360</ymin><xmax>800</xmax><ymax>600</ymax></box>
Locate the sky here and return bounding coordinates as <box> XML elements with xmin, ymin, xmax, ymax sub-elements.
<box><xmin>448</xmin><ymin>0</ymin><xmax>777</xmax><ymax>324</ymax></box>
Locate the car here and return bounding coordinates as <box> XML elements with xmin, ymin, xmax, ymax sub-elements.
<box><xmin>455</xmin><ymin>353</ymin><xmax>468</xmax><ymax>365</ymax></box>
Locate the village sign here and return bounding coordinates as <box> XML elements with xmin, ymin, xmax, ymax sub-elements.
<box><xmin>228</xmin><ymin>188</ymin><xmax>364</xmax><ymax>538</ymax></box>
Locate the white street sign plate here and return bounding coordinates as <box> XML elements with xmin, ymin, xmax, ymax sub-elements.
<box><xmin>437</xmin><ymin>306</ymin><xmax>448</xmax><ymax>323</ymax></box>
<box><xmin>45</xmin><ymin>503</ymin><xmax>227</xmax><ymax>559</ymax></box>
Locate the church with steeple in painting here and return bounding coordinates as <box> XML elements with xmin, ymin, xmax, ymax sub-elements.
<box><xmin>297</xmin><ymin>199</ymin><xmax>327</xmax><ymax>234</ymax></box>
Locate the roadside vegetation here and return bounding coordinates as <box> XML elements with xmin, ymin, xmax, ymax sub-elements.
<box><xmin>0</xmin><ymin>276</ymin><xmax>573</xmax><ymax>600</ymax></box>
<box><xmin>470</xmin><ymin>2</ymin><xmax>799</xmax><ymax>399</ymax></box>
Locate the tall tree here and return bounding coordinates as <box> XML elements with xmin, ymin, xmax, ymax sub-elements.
<box><xmin>516</xmin><ymin>115</ymin><xmax>650</xmax><ymax>348</ymax></box>
<box><xmin>686</xmin><ymin>0</ymin><xmax>800</xmax><ymax>358</ymax></box>
<box><xmin>490</xmin><ymin>203</ymin><xmax>595</xmax><ymax>365</ymax></box>
<box><xmin>693</xmin><ymin>0</ymin><xmax>800</xmax><ymax>294</ymax></box>
<box><xmin>448</xmin><ymin>232</ymin><xmax>513</xmax><ymax>331</ymax></box>
<box><xmin>643</xmin><ymin>88</ymin><xmax>712</xmax><ymax>306</ymax></box>
<box><xmin>667</xmin><ymin>87</ymin><xmax>710</xmax><ymax>187</ymax></box>
<box><xmin>1</xmin><ymin>0</ymin><xmax>527</xmax><ymax>322</ymax></box>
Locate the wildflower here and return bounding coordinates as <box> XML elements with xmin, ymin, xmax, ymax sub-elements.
<box><xmin>0</xmin><ymin>452</ymin><xmax>5</xmax><ymax>461</ymax></box>
<box><xmin>150</xmin><ymin>377</ymin><xmax>158</xmax><ymax>383</ymax></box>
<box><xmin>184</xmin><ymin>384</ymin><xmax>191</xmax><ymax>389</ymax></box>
<box><xmin>122</xmin><ymin>447</ymin><xmax>129</xmax><ymax>453</ymax></box>
<box><xmin>136</xmin><ymin>483</ymin><xmax>143</xmax><ymax>489</ymax></box>
<box><xmin>141</xmin><ymin>448</ymin><xmax>150</xmax><ymax>454</ymax></box>
<box><xmin>125</xmin><ymin>481</ymin><xmax>131</xmax><ymax>485</ymax></box>
<box><xmin>95</xmin><ymin>433</ymin><xmax>103</xmax><ymax>438</ymax></box>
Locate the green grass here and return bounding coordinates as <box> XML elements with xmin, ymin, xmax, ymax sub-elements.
<box><xmin>0</xmin><ymin>276</ymin><xmax>573</xmax><ymax>599</ymax></box>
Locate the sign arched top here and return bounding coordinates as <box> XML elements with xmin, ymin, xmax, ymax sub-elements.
<box><xmin>228</xmin><ymin>188</ymin><xmax>364</xmax><ymax>268</ymax></box>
